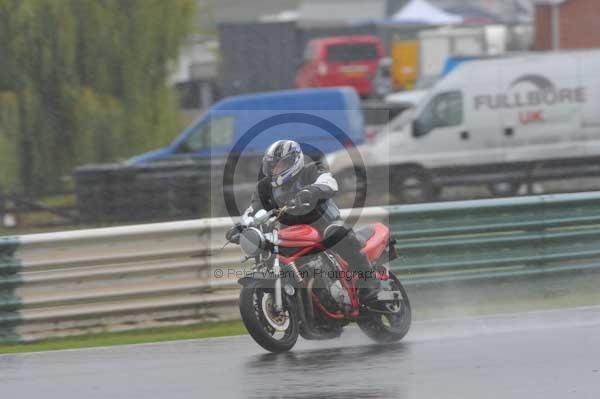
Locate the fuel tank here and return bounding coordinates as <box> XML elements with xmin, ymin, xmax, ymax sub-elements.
<box><xmin>278</xmin><ymin>224</ymin><xmax>322</xmax><ymax>247</ymax></box>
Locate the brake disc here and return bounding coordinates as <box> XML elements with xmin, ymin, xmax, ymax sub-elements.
<box><xmin>261</xmin><ymin>293</ymin><xmax>290</xmax><ymax>331</ymax></box>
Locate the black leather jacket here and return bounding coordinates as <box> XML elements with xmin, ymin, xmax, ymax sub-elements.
<box><xmin>247</xmin><ymin>160</ymin><xmax>341</xmax><ymax>227</ymax></box>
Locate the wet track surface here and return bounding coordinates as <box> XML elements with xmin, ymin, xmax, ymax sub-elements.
<box><xmin>2</xmin><ymin>307</ymin><xmax>600</xmax><ymax>399</ymax></box>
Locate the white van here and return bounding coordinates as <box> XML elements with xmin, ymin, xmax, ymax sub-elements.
<box><xmin>329</xmin><ymin>50</ymin><xmax>600</xmax><ymax>201</ymax></box>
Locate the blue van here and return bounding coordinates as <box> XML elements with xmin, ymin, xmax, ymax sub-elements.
<box><xmin>128</xmin><ymin>87</ymin><xmax>364</xmax><ymax>164</ymax></box>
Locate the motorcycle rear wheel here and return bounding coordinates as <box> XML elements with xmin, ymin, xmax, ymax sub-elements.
<box><xmin>357</xmin><ymin>272</ymin><xmax>411</xmax><ymax>343</ymax></box>
<box><xmin>239</xmin><ymin>287</ymin><xmax>299</xmax><ymax>352</ymax></box>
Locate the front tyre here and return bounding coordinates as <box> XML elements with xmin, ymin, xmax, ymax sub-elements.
<box><xmin>239</xmin><ymin>287</ymin><xmax>299</xmax><ymax>352</ymax></box>
<box><xmin>358</xmin><ymin>272</ymin><xmax>411</xmax><ymax>343</ymax></box>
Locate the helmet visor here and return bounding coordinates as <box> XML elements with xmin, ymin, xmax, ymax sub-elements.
<box><xmin>262</xmin><ymin>154</ymin><xmax>296</xmax><ymax>177</ymax></box>
<box><xmin>273</xmin><ymin>156</ymin><xmax>296</xmax><ymax>175</ymax></box>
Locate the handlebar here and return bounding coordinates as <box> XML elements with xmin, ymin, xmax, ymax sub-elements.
<box><xmin>242</xmin><ymin>197</ymin><xmax>311</xmax><ymax>228</ymax></box>
<box><xmin>275</xmin><ymin>205</ymin><xmax>288</xmax><ymax>218</ymax></box>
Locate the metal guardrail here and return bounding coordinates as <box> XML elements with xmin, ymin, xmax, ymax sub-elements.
<box><xmin>2</xmin><ymin>192</ymin><xmax>600</xmax><ymax>343</ymax></box>
<box><xmin>387</xmin><ymin>192</ymin><xmax>600</xmax><ymax>283</ymax></box>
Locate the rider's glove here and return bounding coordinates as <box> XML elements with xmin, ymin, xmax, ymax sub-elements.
<box><xmin>225</xmin><ymin>223</ymin><xmax>243</xmax><ymax>244</ymax></box>
<box><xmin>295</xmin><ymin>188</ymin><xmax>318</xmax><ymax>210</ymax></box>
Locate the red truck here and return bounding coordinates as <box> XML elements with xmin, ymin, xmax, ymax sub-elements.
<box><xmin>295</xmin><ymin>35</ymin><xmax>385</xmax><ymax>98</ymax></box>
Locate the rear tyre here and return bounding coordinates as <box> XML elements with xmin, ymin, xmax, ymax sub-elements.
<box><xmin>358</xmin><ymin>272</ymin><xmax>411</xmax><ymax>343</ymax></box>
<box><xmin>239</xmin><ymin>287</ymin><xmax>299</xmax><ymax>352</ymax></box>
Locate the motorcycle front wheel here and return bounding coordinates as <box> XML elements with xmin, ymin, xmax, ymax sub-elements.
<box><xmin>357</xmin><ymin>272</ymin><xmax>412</xmax><ymax>343</ymax></box>
<box><xmin>239</xmin><ymin>287</ymin><xmax>299</xmax><ymax>352</ymax></box>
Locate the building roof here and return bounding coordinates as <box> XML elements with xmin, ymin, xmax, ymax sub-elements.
<box><xmin>431</xmin><ymin>0</ymin><xmax>533</xmax><ymax>23</ymax></box>
<box><xmin>532</xmin><ymin>0</ymin><xmax>568</xmax><ymax>5</ymax></box>
<box><xmin>298</xmin><ymin>0</ymin><xmax>388</xmax><ymax>23</ymax></box>
<box><xmin>201</xmin><ymin>0</ymin><xmax>300</xmax><ymax>23</ymax></box>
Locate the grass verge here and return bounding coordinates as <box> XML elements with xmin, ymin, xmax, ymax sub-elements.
<box><xmin>0</xmin><ymin>320</ymin><xmax>246</xmax><ymax>355</ymax></box>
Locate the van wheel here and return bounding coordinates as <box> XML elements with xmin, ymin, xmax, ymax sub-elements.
<box><xmin>337</xmin><ymin>167</ymin><xmax>367</xmax><ymax>204</ymax></box>
<box><xmin>487</xmin><ymin>181</ymin><xmax>521</xmax><ymax>197</ymax></box>
<box><xmin>337</xmin><ymin>168</ymin><xmax>366</xmax><ymax>193</ymax></box>
<box><xmin>390</xmin><ymin>170</ymin><xmax>433</xmax><ymax>204</ymax></box>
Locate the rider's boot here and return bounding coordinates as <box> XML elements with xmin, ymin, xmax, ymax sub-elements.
<box><xmin>353</xmin><ymin>253</ymin><xmax>382</xmax><ymax>304</ymax></box>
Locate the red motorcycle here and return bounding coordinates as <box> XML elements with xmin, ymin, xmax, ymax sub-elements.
<box><xmin>234</xmin><ymin>204</ymin><xmax>411</xmax><ymax>352</ymax></box>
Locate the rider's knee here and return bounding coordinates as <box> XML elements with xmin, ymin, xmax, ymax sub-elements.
<box><xmin>323</xmin><ymin>222</ymin><xmax>353</xmax><ymax>248</ymax></box>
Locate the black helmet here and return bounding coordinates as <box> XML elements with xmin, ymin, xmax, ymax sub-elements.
<box><xmin>262</xmin><ymin>140</ymin><xmax>304</xmax><ymax>187</ymax></box>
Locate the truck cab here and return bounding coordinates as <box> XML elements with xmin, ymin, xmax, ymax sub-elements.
<box><xmin>295</xmin><ymin>36</ymin><xmax>385</xmax><ymax>98</ymax></box>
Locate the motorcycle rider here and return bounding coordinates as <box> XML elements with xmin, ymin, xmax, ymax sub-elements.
<box><xmin>226</xmin><ymin>140</ymin><xmax>381</xmax><ymax>302</ymax></box>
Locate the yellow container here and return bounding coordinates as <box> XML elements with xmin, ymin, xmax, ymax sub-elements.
<box><xmin>391</xmin><ymin>40</ymin><xmax>419</xmax><ymax>90</ymax></box>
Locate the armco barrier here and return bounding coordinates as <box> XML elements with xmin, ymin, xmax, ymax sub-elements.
<box><xmin>2</xmin><ymin>192</ymin><xmax>600</xmax><ymax>342</ymax></box>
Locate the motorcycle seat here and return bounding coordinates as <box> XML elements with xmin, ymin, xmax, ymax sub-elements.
<box><xmin>358</xmin><ymin>223</ymin><xmax>391</xmax><ymax>263</ymax></box>
<box><xmin>355</xmin><ymin>225</ymin><xmax>375</xmax><ymax>246</ymax></box>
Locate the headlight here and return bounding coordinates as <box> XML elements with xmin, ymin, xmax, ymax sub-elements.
<box><xmin>239</xmin><ymin>228</ymin><xmax>266</xmax><ymax>257</ymax></box>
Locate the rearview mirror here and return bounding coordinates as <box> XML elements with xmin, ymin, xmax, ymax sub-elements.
<box><xmin>253</xmin><ymin>209</ymin><xmax>269</xmax><ymax>224</ymax></box>
<box><xmin>412</xmin><ymin>119</ymin><xmax>426</xmax><ymax>138</ymax></box>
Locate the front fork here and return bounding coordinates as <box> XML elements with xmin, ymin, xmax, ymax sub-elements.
<box><xmin>272</xmin><ymin>230</ymin><xmax>283</xmax><ymax>312</ymax></box>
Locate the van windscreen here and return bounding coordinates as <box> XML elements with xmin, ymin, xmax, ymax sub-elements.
<box><xmin>326</xmin><ymin>43</ymin><xmax>378</xmax><ymax>62</ymax></box>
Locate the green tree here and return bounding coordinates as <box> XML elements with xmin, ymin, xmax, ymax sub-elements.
<box><xmin>0</xmin><ymin>0</ymin><xmax>195</xmax><ymax>194</ymax></box>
